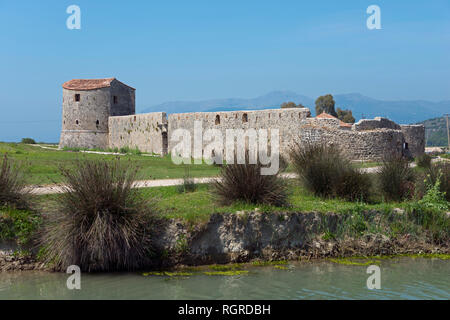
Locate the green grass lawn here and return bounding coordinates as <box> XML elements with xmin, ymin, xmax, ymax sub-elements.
<box><xmin>0</xmin><ymin>142</ymin><xmax>384</xmax><ymax>185</ymax></box>
<box><xmin>0</xmin><ymin>142</ymin><xmax>220</xmax><ymax>185</ymax></box>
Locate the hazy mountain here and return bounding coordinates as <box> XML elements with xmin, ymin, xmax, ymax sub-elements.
<box><xmin>334</xmin><ymin>93</ymin><xmax>450</xmax><ymax>125</ymax></box>
<box><xmin>140</xmin><ymin>91</ymin><xmax>450</xmax><ymax>124</ymax></box>
<box><xmin>417</xmin><ymin>116</ymin><xmax>449</xmax><ymax>147</ymax></box>
<box><xmin>141</xmin><ymin>91</ymin><xmax>314</xmax><ymax>114</ymax></box>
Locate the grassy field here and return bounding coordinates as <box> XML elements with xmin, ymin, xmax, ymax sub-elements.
<box><xmin>0</xmin><ymin>142</ymin><xmax>381</xmax><ymax>185</ymax></box>
<box><xmin>0</xmin><ymin>142</ymin><xmax>220</xmax><ymax>185</ymax></box>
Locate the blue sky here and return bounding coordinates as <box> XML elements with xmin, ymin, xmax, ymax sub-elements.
<box><xmin>0</xmin><ymin>0</ymin><xmax>449</xmax><ymax>142</ymax></box>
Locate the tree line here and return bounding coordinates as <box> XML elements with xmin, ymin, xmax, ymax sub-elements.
<box><xmin>280</xmin><ymin>94</ymin><xmax>355</xmax><ymax>124</ymax></box>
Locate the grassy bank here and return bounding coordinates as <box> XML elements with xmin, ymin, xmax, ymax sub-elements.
<box><xmin>35</xmin><ymin>182</ymin><xmax>403</xmax><ymax>223</ymax></box>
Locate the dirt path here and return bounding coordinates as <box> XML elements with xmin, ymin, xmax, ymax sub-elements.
<box><xmin>24</xmin><ymin>144</ymin><xmax>448</xmax><ymax>195</ymax></box>
<box><xmin>27</xmin><ymin>171</ymin><xmax>378</xmax><ymax>195</ymax></box>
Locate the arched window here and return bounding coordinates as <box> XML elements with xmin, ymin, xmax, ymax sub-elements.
<box><xmin>242</xmin><ymin>113</ymin><xmax>248</xmax><ymax>123</ymax></box>
<box><xmin>76</xmin><ymin>120</ymin><xmax>79</xmax><ymax>125</ymax></box>
<box><xmin>215</xmin><ymin>115</ymin><xmax>220</xmax><ymax>125</ymax></box>
<box><xmin>96</xmin><ymin>120</ymin><xmax>99</xmax><ymax>126</ymax></box>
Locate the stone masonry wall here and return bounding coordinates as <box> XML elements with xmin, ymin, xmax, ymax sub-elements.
<box><xmin>166</xmin><ymin>108</ymin><xmax>411</xmax><ymax>161</ymax></box>
<box><xmin>59</xmin><ymin>87</ymin><xmax>111</xmax><ymax>149</ymax></box>
<box><xmin>401</xmin><ymin>125</ymin><xmax>425</xmax><ymax>158</ymax></box>
<box><xmin>352</xmin><ymin>117</ymin><xmax>401</xmax><ymax>131</ymax></box>
<box><xmin>108</xmin><ymin>112</ymin><xmax>168</xmax><ymax>154</ymax></box>
<box><xmin>168</xmin><ymin>108</ymin><xmax>312</xmax><ymax>158</ymax></box>
<box><xmin>295</xmin><ymin>126</ymin><xmax>405</xmax><ymax>161</ymax></box>
<box><xmin>109</xmin><ymin>80</ymin><xmax>135</xmax><ymax>116</ymax></box>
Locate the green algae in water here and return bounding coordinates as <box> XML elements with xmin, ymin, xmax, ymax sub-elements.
<box><xmin>329</xmin><ymin>258</ymin><xmax>381</xmax><ymax>266</ymax></box>
<box><xmin>209</xmin><ymin>263</ymin><xmax>243</xmax><ymax>271</ymax></box>
<box><xmin>403</xmin><ymin>253</ymin><xmax>450</xmax><ymax>260</ymax></box>
<box><xmin>203</xmin><ymin>270</ymin><xmax>249</xmax><ymax>276</ymax></box>
<box><xmin>143</xmin><ymin>271</ymin><xmax>194</xmax><ymax>277</ymax></box>
<box><xmin>329</xmin><ymin>253</ymin><xmax>450</xmax><ymax>266</ymax></box>
<box><xmin>274</xmin><ymin>265</ymin><xmax>289</xmax><ymax>270</ymax></box>
<box><xmin>252</xmin><ymin>260</ymin><xmax>288</xmax><ymax>266</ymax></box>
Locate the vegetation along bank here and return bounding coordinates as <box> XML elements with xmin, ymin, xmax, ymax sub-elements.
<box><xmin>0</xmin><ymin>142</ymin><xmax>449</xmax><ymax>272</ymax></box>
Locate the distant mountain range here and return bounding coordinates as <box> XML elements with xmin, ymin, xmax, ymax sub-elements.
<box><xmin>140</xmin><ymin>91</ymin><xmax>450</xmax><ymax>124</ymax></box>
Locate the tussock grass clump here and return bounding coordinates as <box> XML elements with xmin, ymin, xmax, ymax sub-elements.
<box><xmin>289</xmin><ymin>142</ymin><xmax>371</xmax><ymax>201</ymax></box>
<box><xmin>378</xmin><ymin>154</ymin><xmax>415</xmax><ymax>201</ymax></box>
<box><xmin>0</xmin><ymin>154</ymin><xmax>31</xmax><ymax>209</ymax></box>
<box><xmin>415</xmin><ymin>154</ymin><xmax>432</xmax><ymax>169</ymax></box>
<box><xmin>335</xmin><ymin>169</ymin><xmax>372</xmax><ymax>202</ymax></box>
<box><xmin>212</xmin><ymin>157</ymin><xmax>289</xmax><ymax>207</ymax></box>
<box><xmin>39</xmin><ymin>159</ymin><xmax>158</xmax><ymax>272</ymax></box>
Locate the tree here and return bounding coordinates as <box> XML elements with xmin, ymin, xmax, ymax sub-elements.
<box><xmin>281</xmin><ymin>102</ymin><xmax>306</xmax><ymax>109</ymax></box>
<box><xmin>336</xmin><ymin>108</ymin><xmax>355</xmax><ymax>124</ymax></box>
<box><xmin>315</xmin><ymin>94</ymin><xmax>337</xmax><ymax>117</ymax></box>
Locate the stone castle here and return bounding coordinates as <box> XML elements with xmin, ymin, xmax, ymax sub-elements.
<box><xmin>59</xmin><ymin>78</ymin><xmax>425</xmax><ymax>160</ymax></box>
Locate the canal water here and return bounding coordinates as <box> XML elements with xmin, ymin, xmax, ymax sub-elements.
<box><xmin>0</xmin><ymin>257</ymin><xmax>448</xmax><ymax>300</ymax></box>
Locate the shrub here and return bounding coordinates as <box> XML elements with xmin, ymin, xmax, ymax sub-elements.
<box><xmin>0</xmin><ymin>154</ymin><xmax>30</xmax><ymax>209</ymax></box>
<box><xmin>406</xmin><ymin>179</ymin><xmax>449</xmax><ymax>244</ymax></box>
<box><xmin>289</xmin><ymin>142</ymin><xmax>371</xmax><ymax>201</ymax></box>
<box><xmin>415</xmin><ymin>154</ymin><xmax>432</xmax><ymax>169</ymax></box>
<box><xmin>21</xmin><ymin>138</ymin><xmax>36</xmax><ymax>144</ymax></box>
<box><xmin>378</xmin><ymin>154</ymin><xmax>415</xmax><ymax>201</ymax></box>
<box><xmin>289</xmin><ymin>142</ymin><xmax>344</xmax><ymax>197</ymax></box>
<box><xmin>39</xmin><ymin>159</ymin><xmax>158</xmax><ymax>272</ymax></box>
<box><xmin>425</xmin><ymin>162</ymin><xmax>450</xmax><ymax>202</ymax></box>
<box><xmin>0</xmin><ymin>207</ymin><xmax>41</xmax><ymax>246</ymax></box>
<box><xmin>335</xmin><ymin>169</ymin><xmax>372</xmax><ymax>202</ymax></box>
<box><xmin>212</xmin><ymin>157</ymin><xmax>289</xmax><ymax>207</ymax></box>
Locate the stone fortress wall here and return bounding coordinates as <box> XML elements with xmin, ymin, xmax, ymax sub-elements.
<box><xmin>167</xmin><ymin>108</ymin><xmax>425</xmax><ymax>161</ymax></box>
<box><xmin>168</xmin><ymin>108</ymin><xmax>312</xmax><ymax>158</ymax></box>
<box><xmin>59</xmin><ymin>78</ymin><xmax>425</xmax><ymax>161</ymax></box>
<box><xmin>109</xmin><ymin>112</ymin><xmax>168</xmax><ymax>154</ymax></box>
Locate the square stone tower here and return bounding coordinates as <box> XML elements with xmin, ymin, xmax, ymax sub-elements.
<box><xmin>59</xmin><ymin>78</ymin><xmax>135</xmax><ymax>150</ymax></box>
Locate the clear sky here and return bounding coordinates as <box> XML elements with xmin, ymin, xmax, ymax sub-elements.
<box><xmin>0</xmin><ymin>0</ymin><xmax>449</xmax><ymax>142</ymax></box>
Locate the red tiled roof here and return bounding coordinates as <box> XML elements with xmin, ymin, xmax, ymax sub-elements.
<box><xmin>316</xmin><ymin>112</ymin><xmax>353</xmax><ymax>128</ymax></box>
<box><xmin>62</xmin><ymin>78</ymin><xmax>116</xmax><ymax>90</ymax></box>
